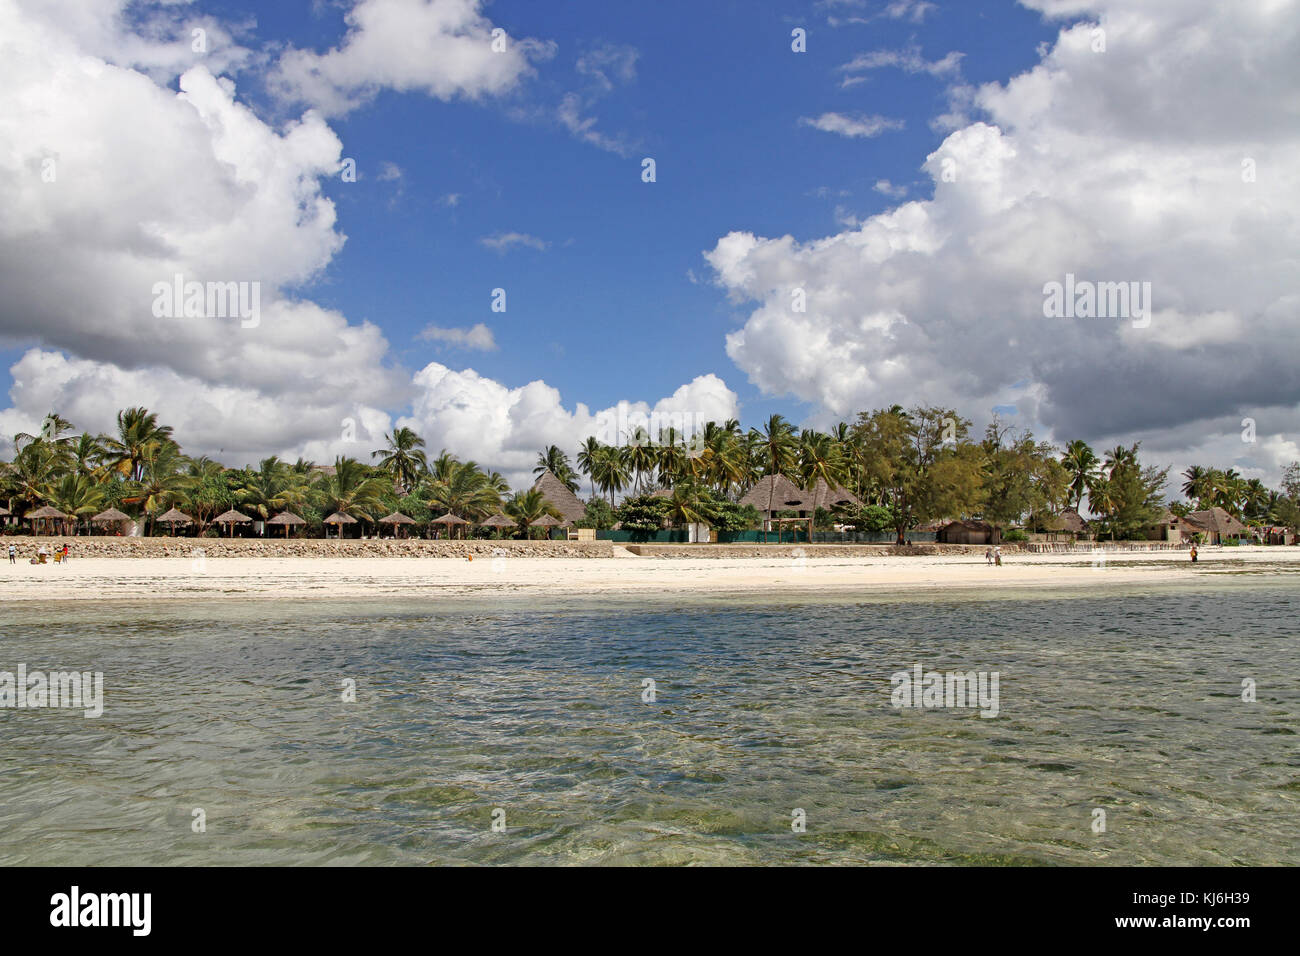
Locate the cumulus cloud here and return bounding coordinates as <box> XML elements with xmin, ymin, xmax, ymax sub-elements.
<box><xmin>0</xmin><ymin>0</ymin><xmax>740</xmax><ymax>490</ymax></box>
<box><xmin>417</xmin><ymin>323</ymin><xmax>498</xmax><ymax>350</ymax></box>
<box><xmin>269</xmin><ymin>0</ymin><xmax>554</xmax><ymax>116</ymax></box>
<box><xmin>707</xmin><ymin>0</ymin><xmax>1300</xmax><ymax>486</ymax></box>
<box><xmin>799</xmin><ymin>112</ymin><xmax>904</xmax><ymax>139</ymax></box>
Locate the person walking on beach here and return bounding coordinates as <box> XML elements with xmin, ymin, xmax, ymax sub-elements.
<box><xmin>985</xmin><ymin>547</ymin><xmax>993</xmax><ymax>565</ymax></box>
<box><xmin>1190</xmin><ymin>545</ymin><xmax>1198</xmax><ymax>563</ymax></box>
<box><xmin>7</xmin><ymin>543</ymin><xmax>14</xmax><ymax>564</ymax></box>
<box><xmin>993</xmin><ymin>546</ymin><xmax>1002</xmax><ymax>567</ymax></box>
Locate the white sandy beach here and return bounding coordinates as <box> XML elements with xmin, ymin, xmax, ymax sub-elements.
<box><xmin>1</xmin><ymin>545</ymin><xmax>1295</xmax><ymax>602</ymax></box>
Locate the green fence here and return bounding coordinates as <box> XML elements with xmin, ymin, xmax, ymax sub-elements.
<box><xmin>595</xmin><ymin>530</ymin><xmax>937</xmax><ymax>544</ymax></box>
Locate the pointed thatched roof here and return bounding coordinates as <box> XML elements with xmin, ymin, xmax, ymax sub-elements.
<box><xmin>91</xmin><ymin>508</ymin><xmax>132</xmax><ymax>523</ymax></box>
<box><xmin>531</xmin><ymin>469</ymin><xmax>585</xmax><ymax>524</ymax></box>
<box><xmin>738</xmin><ymin>474</ymin><xmax>806</xmax><ymax>514</ymax></box>
<box><xmin>213</xmin><ymin>509</ymin><xmax>252</xmax><ymax>523</ymax></box>
<box><xmin>431</xmin><ymin>512</ymin><xmax>469</xmax><ymax>525</ymax></box>
<box><xmin>156</xmin><ymin>507</ymin><xmax>192</xmax><ymax>524</ymax></box>
<box><xmin>24</xmin><ymin>505</ymin><xmax>67</xmax><ymax>519</ymax></box>
<box><xmin>378</xmin><ymin>512</ymin><xmax>416</xmax><ymax>524</ymax></box>
<box><xmin>805</xmin><ymin>478</ymin><xmax>862</xmax><ymax>512</ymax></box>
<box><xmin>1184</xmin><ymin>507</ymin><xmax>1248</xmax><ymax>536</ymax></box>
<box><xmin>322</xmin><ymin>511</ymin><xmax>357</xmax><ymax>525</ymax></box>
<box><xmin>530</xmin><ymin>514</ymin><xmax>562</xmax><ymax>527</ymax></box>
<box><xmin>479</xmin><ymin>513</ymin><xmax>516</xmax><ymax>528</ymax></box>
<box><xmin>267</xmin><ymin>512</ymin><xmax>306</xmax><ymax>525</ymax></box>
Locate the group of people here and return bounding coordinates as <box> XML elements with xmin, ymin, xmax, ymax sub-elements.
<box><xmin>984</xmin><ymin>546</ymin><xmax>1003</xmax><ymax>566</ymax></box>
<box><xmin>7</xmin><ymin>542</ymin><xmax>70</xmax><ymax>565</ymax></box>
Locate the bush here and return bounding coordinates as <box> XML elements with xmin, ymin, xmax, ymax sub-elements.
<box><xmin>1002</xmin><ymin>528</ymin><xmax>1028</xmax><ymax>543</ymax></box>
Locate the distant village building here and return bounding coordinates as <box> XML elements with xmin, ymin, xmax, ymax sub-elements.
<box><xmin>936</xmin><ymin>519</ymin><xmax>999</xmax><ymax>546</ymax></box>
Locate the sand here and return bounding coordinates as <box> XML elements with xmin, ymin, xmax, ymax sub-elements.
<box><xmin>1</xmin><ymin>545</ymin><xmax>1295</xmax><ymax>603</ymax></box>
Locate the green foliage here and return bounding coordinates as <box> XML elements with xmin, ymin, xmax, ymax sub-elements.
<box><xmin>614</xmin><ymin>494</ymin><xmax>672</xmax><ymax>537</ymax></box>
<box><xmin>575</xmin><ymin>497</ymin><xmax>615</xmax><ymax>530</ymax></box>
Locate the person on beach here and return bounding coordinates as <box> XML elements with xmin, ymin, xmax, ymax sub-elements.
<box><xmin>994</xmin><ymin>546</ymin><xmax>1002</xmax><ymax>567</ymax></box>
<box><xmin>1190</xmin><ymin>545</ymin><xmax>1198</xmax><ymax>563</ymax></box>
<box><xmin>985</xmin><ymin>548</ymin><xmax>993</xmax><ymax>565</ymax></box>
<box><xmin>7</xmin><ymin>543</ymin><xmax>14</xmax><ymax>564</ymax></box>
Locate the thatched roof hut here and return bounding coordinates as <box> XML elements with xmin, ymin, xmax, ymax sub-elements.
<box><xmin>430</xmin><ymin>511</ymin><xmax>469</xmax><ymax>539</ymax></box>
<box><xmin>1041</xmin><ymin>509</ymin><xmax>1087</xmax><ymax>534</ymax></box>
<box><xmin>213</xmin><ymin>508</ymin><xmax>252</xmax><ymax>537</ymax></box>
<box><xmin>1183</xmin><ymin>507</ymin><xmax>1248</xmax><ymax>543</ymax></box>
<box><xmin>479</xmin><ymin>513</ymin><xmax>516</xmax><ymax>528</ymax></box>
<box><xmin>531</xmin><ymin>470</ymin><xmax>586</xmax><ymax>525</ymax></box>
<box><xmin>804</xmin><ymin>478</ymin><xmax>863</xmax><ymax>513</ymax></box>
<box><xmin>530</xmin><ymin>515</ymin><xmax>562</xmax><ymax>527</ymax></box>
<box><xmin>738</xmin><ymin>474</ymin><xmax>806</xmax><ymax>517</ymax></box>
<box><xmin>25</xmin><ymin>505</ymin><xmax>67</xmax><ymax>519</ymax></box>
<box><xmin>379</xmin><ymin>512</ymin><xmax>416</xmax><ymax>525</ymax></box>
<box><xmin>937</xmin><ymin>519</ymin><xmax>999</xmax><ymax>545</ymax></box>
<box><xmin>91</xmin><ymin>507</ymin><xmax>132</xmax><ymax>524</ymax></box>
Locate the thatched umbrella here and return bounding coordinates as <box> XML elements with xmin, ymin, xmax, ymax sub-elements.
<box><xmin>267</xmin><ymin>511</ymin><xmax>306</xmax><ymax>539</ymax></box>
<box><xmin>378</xmin><ymin>511</ymin><xmax>417</xmax><ymax>539</ymax></box>
<box><xmin>91</xmin><ymin>507</ymin><xmax>132</xmax><ymax>535</ymax></box>
<box><xmin>25</xmin><ymin>504</ymin><xmax>68</xmax><ymax>536</ymax></box>
<box><xmin>430</xmin><ymin>512</ymin><xmax>470</xmax><ymax>540</ymax></box>
<box><xmin>156</xmin><ymin>507</ymin><xmax>193</xmax><ymax>536</ymax></box>
<box><xmin>530</xmin><ymin>513</ymin><xmax>562</xmax><ymax>540</ymax></box>
<box><xmin>479</xmin><ymin>512</ymin><xmax>516</xmax><ymax>539</ymax></box>
<box><xmin>213</xmin><ymin>508</ymin><xmax>253</xmax><ymax>537</ymax></box>
<box><xmin>323</xmin><ymin>511</ymin><xmax>357</xmax><ymax>540</ymax></box>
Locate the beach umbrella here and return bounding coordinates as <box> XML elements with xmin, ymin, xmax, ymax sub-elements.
<box><xmin>378</xmin><ymin>512</ymin><xmax>416</xmax><ymax>539</ymax></box>
<box><xmin>530</xmin><ymin>514</ymin><xmax>562</xmax><ymax>540</ymax></box>
<box><xmin>213</xmin><ymin>508</ymin><xmax>253</xmax><ymax>537</ymax></box>
<box><xmin>267</xmin><ymin>511</ymin><xmax>306</xmax><ymax>539</ymax></box>
<box><xmin>323</xmin><ymin>511</ymin><xmax>357</xmax><ymax>540</ymax></box>
<box><xmin>156</xmin><ymin>507</ymin><xmax>193</xmax><ymax>536</ymax></box>
<box><xmin>91</xmin><ymin>507</ymin><xmax>132</xmax><ymax>535</ymax></box>
<box><xmin>24</xmin><ymin>504</ymin><xmax>68</xmax><ymax>536</ymax></box>
<box><xmin>431</xmin><ymin>512</ymin><xmax>470</xmax><ymax>540</ymax></box>
<box><xmin>479</xmin><ymin>513</ymin><xmax>515</xmax><ymax>528</ymax></box>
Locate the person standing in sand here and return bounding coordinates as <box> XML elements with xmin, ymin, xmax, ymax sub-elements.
<box><xmin>985</xmin><ymin>548</ymin><xmax>993</xmax><ymax>565</ymax></box>
<box><xmin>994</xmin><ymin>546</ymin><xmax>1002</xmax><ymax>567</ymax></box>
<box><xmin>7</xmin><ymin>543</ymin><xmax>14</xmax><ymax>564</ymax></box>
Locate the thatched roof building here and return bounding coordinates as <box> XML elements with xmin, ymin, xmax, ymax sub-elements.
<box><xmin>532</xmin><ymin>469</ymin><xmax>585</xmax><ymax>524</ymax></box>
<box><xmin>937</xmin><ymin>519</ymin><xmax>999</xmax><ymax>545</ymax></box>
<box><xmin>738</xmin><ymin>475</ymin><xmax>806</xmax><ymax>517</ymax></box>
<box><xmin>1183</xmin><ymin>507</ymin><xmax>1248</xmax><ymax>543</ymax></box>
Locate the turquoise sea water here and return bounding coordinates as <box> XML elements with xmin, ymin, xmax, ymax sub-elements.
<box><xmin>1</xmin><ymin>583</ymin><xmax>1297</xmax><ymax>865</ymax></box>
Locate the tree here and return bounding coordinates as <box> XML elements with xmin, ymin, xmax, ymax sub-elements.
<box><xmin>1061</xmin><ymin>440</ymin><xmax>1100</xmax><ymax>511</ymax></box>
<box><xmin>371</xmin><ymin>427</ymin><xmax>428</xmax><ymax>495</ymax></box>
<box><xmin>503</xmin><ymin>488</ymin><xmax>560</xmax><ymax>538</ymax></box>
<box><xmin>426</xmin><ymin>457</ymin><xmax>502</xmax><ymax>520</ymax></box>
<box><xmin>753</xmin><ymin>414</ymin><xmax>798</xmax><ymax>477</ymax></box>
<box><xmin>102</xmin><ymin>407</ymin><xmax>174</xmax><ymax>482</ymax></box>
<box><xmin>534</xmin><ymin>445</ymin><xmax>580</xmax><ymax>493</ymax></box>
<box><xmin>318</xmin><ymin>456</ymin><xmax>389</xmax><ymax>528</ymax></box>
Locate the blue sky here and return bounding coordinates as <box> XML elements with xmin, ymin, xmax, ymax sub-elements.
<box><xmin>2</xmin><ymin>0</ymin><xmax>1296</xmax><ymax>487</ymax></box>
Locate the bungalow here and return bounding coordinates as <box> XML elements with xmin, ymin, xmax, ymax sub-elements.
<box><xmin>937</xmin><ymin>519</ymin><xmax>1000</xmax><ymax>546</ymax></box>
<box><xmin>1181</xmin><ymin>506</ymin><xmax>1248</xmax><ymax>545</ymax></box>
<box><xmin>737</xmin><ymin>475</ymin><xmax>862</xmax><ymax>524</ymax></box>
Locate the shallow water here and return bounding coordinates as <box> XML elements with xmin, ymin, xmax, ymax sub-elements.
<box><xmin>1</xmin><ymin>583</ymin><xmax>1297</xmax><ymax>865</ymax></box>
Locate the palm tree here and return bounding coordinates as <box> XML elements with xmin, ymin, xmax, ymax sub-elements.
<box><xmin>235</xmin><ymin>456</ymin><xmax>296</xmax><ymax>523</ymax></box>
<box><xmin>590</xmin><ymin>444</ymin><xmax>630</xmax><ymax>506</ymax></box>
<box><xmin>535</xmin><ymin>445</ymin><xmax>580</xmax><ymax>493</ymax></box>
<box><xmin>371</xmin><ymin>427</ymin><xmax>428</xmax><ymax>495</ymax></box>
<box><xmin>102</xmin><ymin>407</ymin><xmax>174</xmax><ymax>482</ymax></box>
<box><xmin>503</xmin><ymin>488</ymin><xmax>560</xmax><ymax>538</ymax></box>
<box><xmin>754</xmin><ymin>414</ymin><xmax>798</xmax><ymax>477</ymax></box>
<box><xmin>797</xmin><ymin>430</ymin><xmax>848</xmax><ymax>489</ymax></box>
<box><xmin>42</xmin><ymin>473</ymin><xmax>105</xmax><ymax>534</ymax></box>
<box><xmin>319</xmin><ymin>456</ymin><xmax>389</xmax><ymax>529</ymax></box>
<box><xmin>426</xmin><ymin>458</ymin><xmax>502</xmax><ymax>521</ymax></box>
<box><xmin>623</xmin><ymin>430</ymin><xmax>658</xmax><ymax>495</ymax></box>
<box><xmin>131</xmin><ymin>442</ymin><xmax>190</xmax><ymax>532</ymax></box>
<box><xmin>1061</xmin><ymin>440</ymin><xmax>1100</xmax><ymax>511</ymax></box>
<box><xmin>576</xmin><ymin>437</ymin><xmax>603</xmax><ymax>499</ymax></box>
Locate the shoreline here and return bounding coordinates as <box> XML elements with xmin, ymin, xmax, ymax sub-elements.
<box><xmin>2</xmin><ymin>546</ymin><xmax>1295</xmax><ymax>604</ymax></box>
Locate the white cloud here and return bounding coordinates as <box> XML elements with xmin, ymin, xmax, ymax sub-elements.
<box><xmin>839</xmin><ymin>45</ymin><xmax>964</xmax><ymax>82</ymax></box>
<box><xmin>707</xmin><ymin>0</ymin><xmax>1300</xmax><ymax>486</ymax></box>
<box><xmin>417</xmin><ymin>323</ymin><xmax>498</xmax><ymax>351</ymax></box>
<box><xmin>479</xmin><ymin>232</ymin><xmax>548</xmax><ymax>253</ymax></box>
<box><xmin>874</xmin><ymin>179</ymin><xmax>909</xmax><ymax>198</ymax></box>
<box><xmin>269</xmin><ymin>0</ymin><xmax>555</xmax><ymax>116</ymax></box>
<box><xmin>799</xmin><ymin>112</ymin><xmax>905</xmax><ymax>139</ymax></box>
